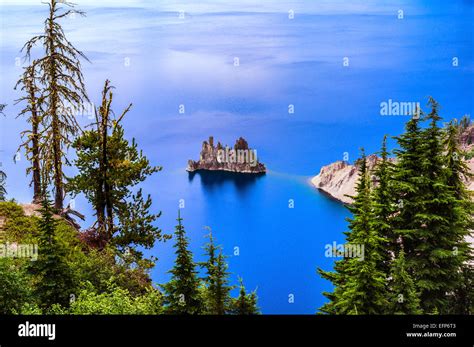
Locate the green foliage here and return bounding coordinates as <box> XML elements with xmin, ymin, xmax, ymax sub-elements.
<box><xmin>410</xmin><ymin>98</ymin><xmax>459</xmax><ymax>312</ymax></box>
<box><xmin>446</xmin><ymin>264</ymin><xmax>474</xmax><ymax>314</ymax></box>
<box><xmin>372</xmin><ymin>135</ymin><xmax>396</xmax><ymax>272</ymax></box>
<box><xmin>388</xmin><ymin>251</ymin><xmax>422</xmax><ymax>314</ymax></box>
<box><xmin>319</xmin><ymin>98</ymin><xmax>473</xmax><ymax>315</ymax></box>
<box><xmin>115</xmin><ymin>189</ymin><xmax>168</xmax><ymax>267</ymax></box>
<box><xmin>200</xmin><ymin>232</ymin><xmax>234</xmax><ymax>314</ymax></box>
<box><xmin>442</xmin><ymin>120</ymin><xmax>474</xmax><ymax>314</ymax></box>
<box><xmin>14</xmin><ymin>302</ymin><xmax>43</xmax><ymax>315</ymax></box>
<box><xmin>70</xmin><ymin>246</ymin><xmax>152</xmax><ymax>297</ymax></box>
<box><xmin>0</xmin><ymin>258</ymin><xmax>33</xmax><ymax>314</ymax></box>
<box><xmin>229</xmin><ymin>278</ymin><xmax>260</xmax><ymax>315</ymax></box>
<box><xmin>68</xmin><ymin>81</ymin><xmax>165</xmax><ymax>265</ymax></box>
<box><xmin>161</xmin><ymin>212</ymin><xmax>203</xmax><ymax>314</ymax></box>
<box><xmin>0</xmin><ymin>181</ymin><xmax>256</xmax><ymax>315</ymax></box>
<box><xmin>465</xmin><ymin>147</ymin><xmax>474</xmax><ymax>161</ymax></box>
<box><xmin>52</xmin><ymin>281</ymin><xmax>163</xmax><ymax>315</ymax></box>
<box><xmin>344</xmin><ymin>151</ymin><xmax>389</xmax><ymax>314</ymax></box>
<box><xmin>319</xmin><ymin>150</ymin><xmax>389</xmax><ymax>315</ymax></box>
<box><xmin>0</xmin><ymin>200</ymin><xmax>159</xmax><ymax>313</ymax></box>
<box><xmin>28</xmin><ymin>196</ymin><xmax>76</xmax><ymax>310</ymax></box>
<box><xmin>391</xmin><ymin>115</ymin><xmax>425</xmax><ymax>257</ymax></box>
<box><xmin>0</xmin><ymin>202</ymin><xmax>37</xmax><ymax>244</ymax></box>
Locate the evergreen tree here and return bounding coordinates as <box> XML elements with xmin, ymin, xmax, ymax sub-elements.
<box><xmin>29</xmin><ymin>195</ymin><xmax>75</xmax><ymax>310</ymax></box>
<box><xmin>318</xmin><ymin>151</ymin><xmax>372</xmax><ymax>314</ymax></box>
<box><xmin>200</xmin><ymin>231</ymin><xmax>233</xmax><ymax>314</ymax></box>
<box><xmin>319</xmin><ymin>100</ymin><xmax>473</xmax><ymax>315</ymax></box>
<box><xmin>388</xmin><ymin>250</ymin><xmax>422</xmax><ymax>314</ymax></box>
<box><xmin>339</xmin><ymin>151</ymin><xmax>389</xmax><ymax>314</ymax></box>
<box><xmin>372</xmin><ymin>135</ymin><xmax>396</xmax><ymax>272</ymax></box>
<box><xmin>443</xmin><ymin>120</ymin><xmax>473</xmax><ymax>314</ymax></box>
<box><xmin>161</xmin><ymin>212</ymin><xmax>203</xmax><ymax>314</ymax></box>
<box><xmin>317</xmin><ymin>258</ymin><xmax>347</xmax><ymax>314</ymax></box>
<box><xmin>412</xmin><ymin>98</ymin><xmax>462</xmax><ymax>313</ymax></box>
<box><xmin>213</xmin><ymin>252</ymin><xmax>233</xmax><ymax>314</ymax></box>
<box><xmin>318</xmin><ymin>152</ymin><xmax>370</xmax><ymax>314</ymax></box>
<box><xmin>319</xmin><ymin>150</ymin><xmax>389</xmax><ymax>314</ymax></box>
<box><xmin>230</xmin><ymin>278</ymin><xmax>259</xmax><ymax>315</ymax></box>
<box><xmin>67</xmin><ymin>80</ymin><xmax>165</xmax><ymax>264</ymax></box>
<box><xmin>15</xmin><ymin>62</ymin><xmax>44</xmax><ymax>203</ymax></box>
<box><xmin>22</xmin><ymin>0</ymin><xmax>89</xmax><ymax>209</ymax></box>
<box><xmin>391</xmin><ymin>114</ymin><xmax>424</xmax><ymax>259</ymax></box>
<box><xmin>449</xmin><ymin>265</ymin><xmax>474</xmax><ymax>314</ymax></box>
<box><xmin>115</xmin><ymin>189</ymin><xmax>167</xmax><ymax>266</ymax></box>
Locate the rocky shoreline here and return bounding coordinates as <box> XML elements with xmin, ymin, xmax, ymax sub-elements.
<box><xmin>187</xmin><ymin>136</ymin><xmax>266</xmax><ymax>174</ymax></box>
<box><xmin>310</xmin><ymin>155</ymin><xmax>388</xmax><ymax>204</ymax></box>
<box><xmin>311</xmin><ymin>125</ymin><xmax>474</xmax><ymax>204</ymax></box>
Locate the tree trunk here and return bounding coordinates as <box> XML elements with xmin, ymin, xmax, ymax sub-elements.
<box><xmin>29</xmin><ymin>86</ymin><xmax>42</xmax><ymax>203</ymax></box>
<box><xmin>96</xmin><ymin>120</ymin><xmax>106</xmax><ymax>235</ymax></box>
<box><xmin>48</xmin><ymin>9</ymin><xmax>63</xmax><ymax>210</ymax></box>
<box><xmin>102</xmin><ymin>104</ymin><xmax>114</xmax><ymax>239</ymax></box>
<box><xmin>52</xmin><ymin>104</ymin><xmax>63</xmax><ymax>210</ymax></box>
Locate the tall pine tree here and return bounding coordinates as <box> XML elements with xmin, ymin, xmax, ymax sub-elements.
<box><xmin>319</xmin><ymin>150</ymin><xmax>388</xmax><ymax>314</ymax></box>
<box><xmin>413</xmin><ymin>98</ymin><xmax>461</xmax><ymax>313</ymax></box>
<box><xmin>200</xmin><ymin>231</ymin><xmax>233</xmax><ymax>314</ymax></box>
<box><xmin>443</xmin><ymin>119</ymin><xmax>473</xmax><ymax>314</ymax></box>
<box><xmin>339</xmin><ymin>151</ymin><xmax>389</xmax><ymax>314</ymax></box>
<box><xmin>372</xmin><ymin>135</ymin><xmax>396</xmax><ymax>272</ymax></box>
<box><xmin>29</xmin><ymin>195</ymin><xmax>75</xmax><ymax>310</ymax></box>
<box><xmin>391</xmin><ymin>114</ymin><xmax>425</xmax><ymax>260</ymax></box>
<box><xmin>161</xmin><ymin>212</ymin><xmax>203</xmax><ymax>314</ymax></box>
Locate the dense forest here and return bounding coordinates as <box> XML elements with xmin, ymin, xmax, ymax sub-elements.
<box><xmin>0</xmin><ymin>0</ymin><xmax>259</xmax><ymax>315</ymax></box>
<box><xmin>318</xmin><ymin>103</ymin><xmax>473</xmax><ymax>314</ymax></box>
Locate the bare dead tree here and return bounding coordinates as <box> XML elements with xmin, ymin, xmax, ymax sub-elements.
<box><xmin>21</xmin><ymin>0</ymin><xmax>89</xmax><ymax>210</ymax></box>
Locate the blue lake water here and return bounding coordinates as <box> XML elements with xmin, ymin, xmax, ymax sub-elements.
<box><xmin>0</xmin><ymin>1</ymin><xmax>472</xmax><ymax>313</ymax></box>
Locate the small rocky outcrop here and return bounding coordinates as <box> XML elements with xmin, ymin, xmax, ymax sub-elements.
<box><xmin>311</xmin><ymin>154</ymin><xmax>383</xmax><ymax>204</ymax></box>
<box><xmin>187</xmin><ymin>136</ymin><xmax>266</xmax><ymax>174</ymax></box>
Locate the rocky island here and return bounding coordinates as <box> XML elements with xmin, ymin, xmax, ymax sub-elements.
<box><xmin>311</xmin><ymin>125</ymin><xmax>474</xmax><ymax>204</ymax></box>
<box><xmin>187</xmin><ymin>136</ymin><xmax>266</xmax><ymax>174</ymax></box>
